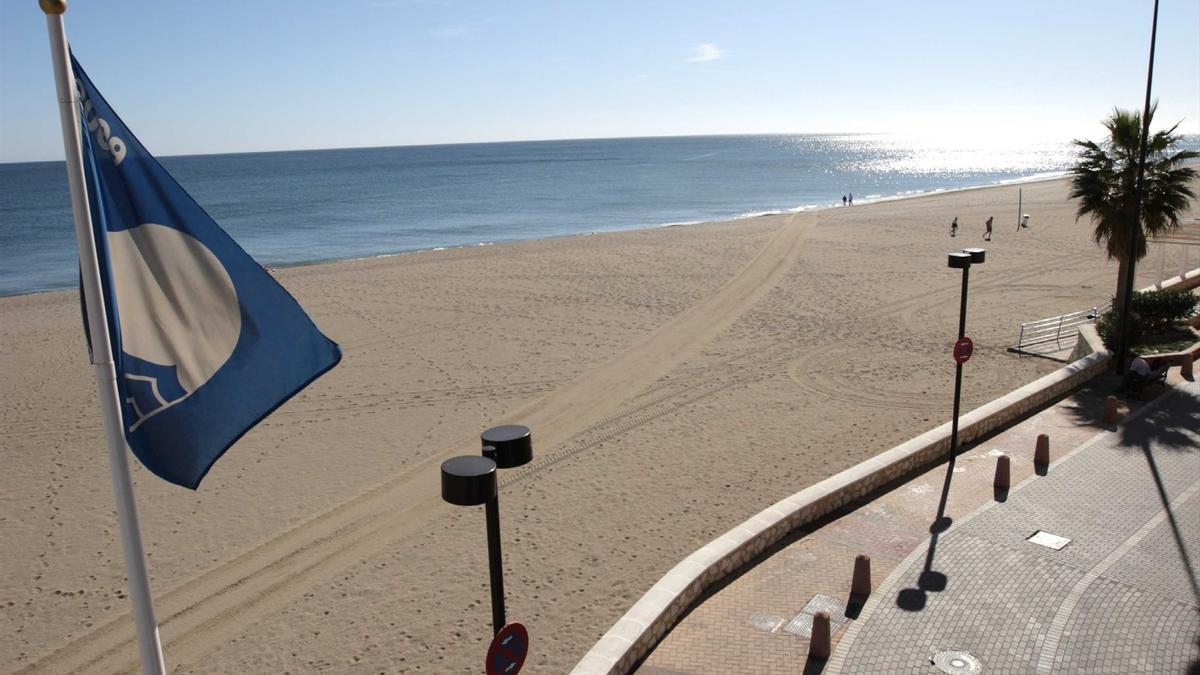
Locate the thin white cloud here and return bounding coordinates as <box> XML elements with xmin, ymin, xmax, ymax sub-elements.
<box><xmin>686</xmin><ymin>43</ymin><xmax>727</xmax><ymax>63</ymax></box>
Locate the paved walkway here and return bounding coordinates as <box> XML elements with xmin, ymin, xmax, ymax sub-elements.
<box><xmin>639</xmin><ymin>372</ymin><xmax>1200</xmax><ymax>674</ymax></box>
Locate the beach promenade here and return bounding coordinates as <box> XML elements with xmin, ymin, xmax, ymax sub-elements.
<box><xmin>637</xmin><ymin>370</ymin><xmax>1200</xmax><ymax>674</ymax></box>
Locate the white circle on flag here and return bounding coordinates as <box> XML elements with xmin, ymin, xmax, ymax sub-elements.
<box><xmin>107</xmin><ymin>223</ymin><xmax>241</xmax><ymax>393</ymax></box>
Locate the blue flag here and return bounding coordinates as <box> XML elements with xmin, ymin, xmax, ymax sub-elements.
<box><xmin>71</xmin><ymin>54</ymin><xmax>342</xmax><ymax>489</ymax></box>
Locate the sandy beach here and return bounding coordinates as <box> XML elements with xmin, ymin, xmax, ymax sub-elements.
<box><xmin>2</xmin><ymin>176</ymin><xmax>1196</xmax><ymax>673</ymax></box>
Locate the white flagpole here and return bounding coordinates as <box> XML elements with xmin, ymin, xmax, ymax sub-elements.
<box><xmin>39</xmin><ymin>2</ymin><xmax>167</xmax><ymax>673</ymax></box>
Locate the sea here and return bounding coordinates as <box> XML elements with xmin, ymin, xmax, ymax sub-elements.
<box><xmin>2</xmin><ymin>133</ymin><xmax>1189</xmax><ymax>297</ymax></box>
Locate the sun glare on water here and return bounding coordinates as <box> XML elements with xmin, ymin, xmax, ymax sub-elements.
<box><xmin>829</xmin><ymin>132</ymin><xmax>1079</xmax><ymax>177</ymax></box>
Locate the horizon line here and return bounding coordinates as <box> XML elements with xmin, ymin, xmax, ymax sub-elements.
<box><xmin>3</xmin><ymin>131</ymin><xmax>890</xmax><ymax>166</ymax></box>
<box><xmin>0</xmin><ymin>129</ymin><xmax>1132</xmax><ymax>166</ymax></box>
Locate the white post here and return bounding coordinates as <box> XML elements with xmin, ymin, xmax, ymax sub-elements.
<box><xmin>41</xmin><ymin>3</ymin><xmax>167</xmax><ymax>673</ymax></box>
<box><xmin>1016</xmin><ymin>188</ymin><xmax>1022</xmax><ymax>233</ymax></box>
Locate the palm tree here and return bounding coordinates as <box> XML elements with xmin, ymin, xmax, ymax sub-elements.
<box><xmin>1069</xmin><ymin>105</ymin><xmax>1198</xmax><ymax>314</ymax></box>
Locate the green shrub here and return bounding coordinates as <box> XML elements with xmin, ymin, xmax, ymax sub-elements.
<box><xmin>1095</xmin><ymin>307</ymin><xmax>1139</xmax><ymax>351</ymax></box>
<box><xmin>1128</xmin><ymin>288</ymin><xmax>1199</xmax><ymax>332</ymax></box>
<box><xmin>1095</xmin><ymin>289</ymin><xmax>1197</xmax><ymax>350</ymax></box>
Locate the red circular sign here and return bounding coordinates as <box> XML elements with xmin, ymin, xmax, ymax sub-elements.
<box><xmin>486</xmin><ymin>622</ymin><xmax>529</xmax><ymax>675</ymax></box>
<box><xmin>953</xmin><ymin>337</ymin><xmax>974</xmax><ymax>364</ymax></box>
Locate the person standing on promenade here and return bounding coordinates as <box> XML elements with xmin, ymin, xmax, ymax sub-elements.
<box><xmin>950</xmin><ymin>216</ymin><xmax>958</xmax><ymax>237</ymax></box>
<box><xmin>983</xmin><ymin>216</ymin><xmax>993</xmax><ymax>241</ymax></box>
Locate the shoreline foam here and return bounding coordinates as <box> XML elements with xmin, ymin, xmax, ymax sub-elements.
<box><xmin>1</xmin><ymin>171</ymin><xmax>1070</xmax><ymax>299</ymax></box>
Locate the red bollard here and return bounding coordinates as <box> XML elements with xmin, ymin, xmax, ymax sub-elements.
<box><xmin>1035</xmin><ymin>434</ymin><xmax>1050</xmax><ymax>466</ymax></box>
<box><xmin>809</xmin><ymin>611</ymin><xmax>831</xmax><ymax>659</ymax></box>
<box><xmin>993</xmin><ymin>454</ymin><xmax>1010</xmax><ymax>491</ymax></box>
<box><xmin>851</xmin><ymin>554</ymin><xmax>872</xmax><ymax>597</ymax></box>
<box><xmin>1104</xmin><ymin>395</ymin><xmax>1119</xmax><ymax>423</ymax></box>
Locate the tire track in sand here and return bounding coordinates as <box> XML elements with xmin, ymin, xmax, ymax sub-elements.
<box><xmin>21</xmin><ymin>213</ymin><xmax>814</xmax><ymax>674</ymax></box>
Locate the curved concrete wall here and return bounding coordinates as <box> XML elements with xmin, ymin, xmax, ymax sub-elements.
<box><xmin>572</xmin><ymin>342</ymin><xmax>1110</xmax><ymax>674</ymax></box>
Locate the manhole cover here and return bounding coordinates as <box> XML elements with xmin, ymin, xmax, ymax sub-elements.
<box><xmin>748</xmin><ymin>613</ymin><xmax>783</xmax><ymax>632</ymax></box>
<box><xmin>931</xmin><ymin>650</ymin><xmax>982</xmax><ymax>674</ymax></box>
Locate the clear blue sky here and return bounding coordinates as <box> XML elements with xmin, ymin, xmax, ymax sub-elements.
<box><xmin>1</xmin><ymin>0</ymin><xmax>1197</xmax><ymax>163</ymax></box>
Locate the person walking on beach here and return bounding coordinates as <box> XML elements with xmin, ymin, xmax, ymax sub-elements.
<box><xmin>983</xmin><ymin>216</ymin><xmax>993</xmax><ymax>241</ymax></box>
<box><xmin>950</xmin><ymin>217</ymin><xmax>958</xmax><ymax>237</ymax></box>
<box><xmin>842</xmin><ymin>195</ymin><xmax>847</xmax><ymax>206</ymax></box>
<box><xmin>848</xmin><ymin>192</ymin><xmax>854</xmax><ymax>206</ymax></box>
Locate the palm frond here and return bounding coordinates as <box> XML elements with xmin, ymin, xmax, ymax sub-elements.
<box><xmin>1069</xmin><ymin>106</ymin><xmax>1196</xmax><ymax>264</ymax></box>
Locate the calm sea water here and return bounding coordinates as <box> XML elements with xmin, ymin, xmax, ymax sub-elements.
<box><xmin>3</xmin><ymin>133</ymin><xmax>1185</xmax><ymax>297</ymax></box>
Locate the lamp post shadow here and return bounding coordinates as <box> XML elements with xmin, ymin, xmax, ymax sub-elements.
<box><xmin>895</xmin><ymin>247</ymin><xmax>984</xmax><ymax>613</ymax></box>
<box><xmin>895</xmin><ymin>455</ymin><xmax>955</xmax><ymax>612</ymax></box>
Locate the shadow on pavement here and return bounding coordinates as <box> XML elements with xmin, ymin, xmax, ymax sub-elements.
<box><xmin>896</xmin><ymin>456</ymin><xmax>955</xmax><ymax>612</ymax></box>
<box><xmin>844</xmin><ymin>592</ymin><xmax>866</xmax><ymax>620</ymax></box>
<box><xmin>1060</xmin><ymin>371</ymin><xmax>1129</xmax><ymax>431</ymax></box>
<box><xmin>801</xmin><ymin>654</ymin><xmax>827</xmax><ymax>674</ymax></box>
<box><xmin>1116</xmin><ymin>384</ymin><xmax>1200</xmax><ymax>453</ymax></box>
<box><xmin>1116</xmin><ymin>389</ymin><xmax>1200</xmax><ymax>606</ymax></box>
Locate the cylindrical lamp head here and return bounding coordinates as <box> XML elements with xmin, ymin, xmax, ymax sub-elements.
<box><xmin>962</xmin><ymin>248</ymin><xmax>986</xmax><ymax>264</ymax></box>
<box><xmin>441</xmin><ymin>455</ymin><xmax>497</xmax><ymax>506</ymax></box>
<box><xmin>947</xmin><ymin>252</ymin><xmax>971</xmax><ymax>269</ymax></box>
<box><xmin>481</xmin><ymin>424</ymin><xmax>532</xmax><ymax>469</ymax></box>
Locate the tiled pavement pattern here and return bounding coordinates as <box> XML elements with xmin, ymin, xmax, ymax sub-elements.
<box><xmin>1049</xmin><ymin>489</ymin><xmax>1200</xmax><ymax>671</ymax></box>
<box><xmin>832</xmin><ymin>378</ymin><xmax>1200</xmax><ymax>674</ymax></box>
<box><xmin>639</xmin><ymin>374</ymin><xmax>1199</xmax><ymax>674</ymax></box>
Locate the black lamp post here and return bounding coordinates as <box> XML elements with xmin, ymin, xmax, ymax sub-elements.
<box><xmin>947</xmin><ymin>248</ymin><xmax>985</xmax><ymax>464</ymax></box>
<box><xmin>439</xmin><ymin>424</ymin><xmax>533</xmax><ymax>636</ymax></box>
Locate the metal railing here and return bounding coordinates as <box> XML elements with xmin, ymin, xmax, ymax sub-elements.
<box><xmin>1009</xmin><ymin>301</ymin><xmax>1111</xmax><ymax>356</ymax></box>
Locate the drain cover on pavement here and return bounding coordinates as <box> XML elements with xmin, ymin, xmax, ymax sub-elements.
<box><xmin>781</xmin><ymin>612</ymin><xmax>814</xmax><ymax>637</ymax></box>
<box><xmin>748</xmin><ymin>613</ymin><xmax>783</xmax><ymax>632</ymax></box>
<box><xmin>1027</xmin><ymin>530</ymin><xmax>1071</xmax><ymax>550</ymax></box>
<box><xmin>800</xmin><ymin>594</ymin><xmax>849</xmax><ymax>624</ymax></box>
<box><xmin>931</xmin><ymin>650</ymin><xmax>982</xmax><ymax>674</ymax></box>
<box><xmin>779</xmin><ymin>594</ymin><xmax>852</xmax><ymax>638</ymax></box>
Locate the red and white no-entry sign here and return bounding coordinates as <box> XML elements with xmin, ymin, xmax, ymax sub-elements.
<box><xmin>953</xmin><ymin>337</ymin><xmax>974</xmax><ymax>364</ymax></box>
<box><xmin>486</xmin><ymin>622</ymin><xmax>529</xmax><ymax>675</ymax></box>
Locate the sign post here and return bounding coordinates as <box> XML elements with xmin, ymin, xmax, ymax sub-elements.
<box><xmin>938</xmin><ymin>249</ymin><xmax>985</xmax><ymax>523</ymax></box>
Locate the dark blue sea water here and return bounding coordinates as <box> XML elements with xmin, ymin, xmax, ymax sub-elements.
<box><xmin>2</xmin><ymin>133</ymin><xmax>1181</xmax><ymax>297</ymax></box>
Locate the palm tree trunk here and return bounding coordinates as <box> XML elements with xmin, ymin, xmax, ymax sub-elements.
<box><xmin>1113</xmin><ymin>254</ymin><xmax>1134</xmax><ymax>363</ymax></box>
<box><xmin>1114</xmin><ymin>256</ymin><xmax>1131</xmax><ymax>315</ymax></box>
